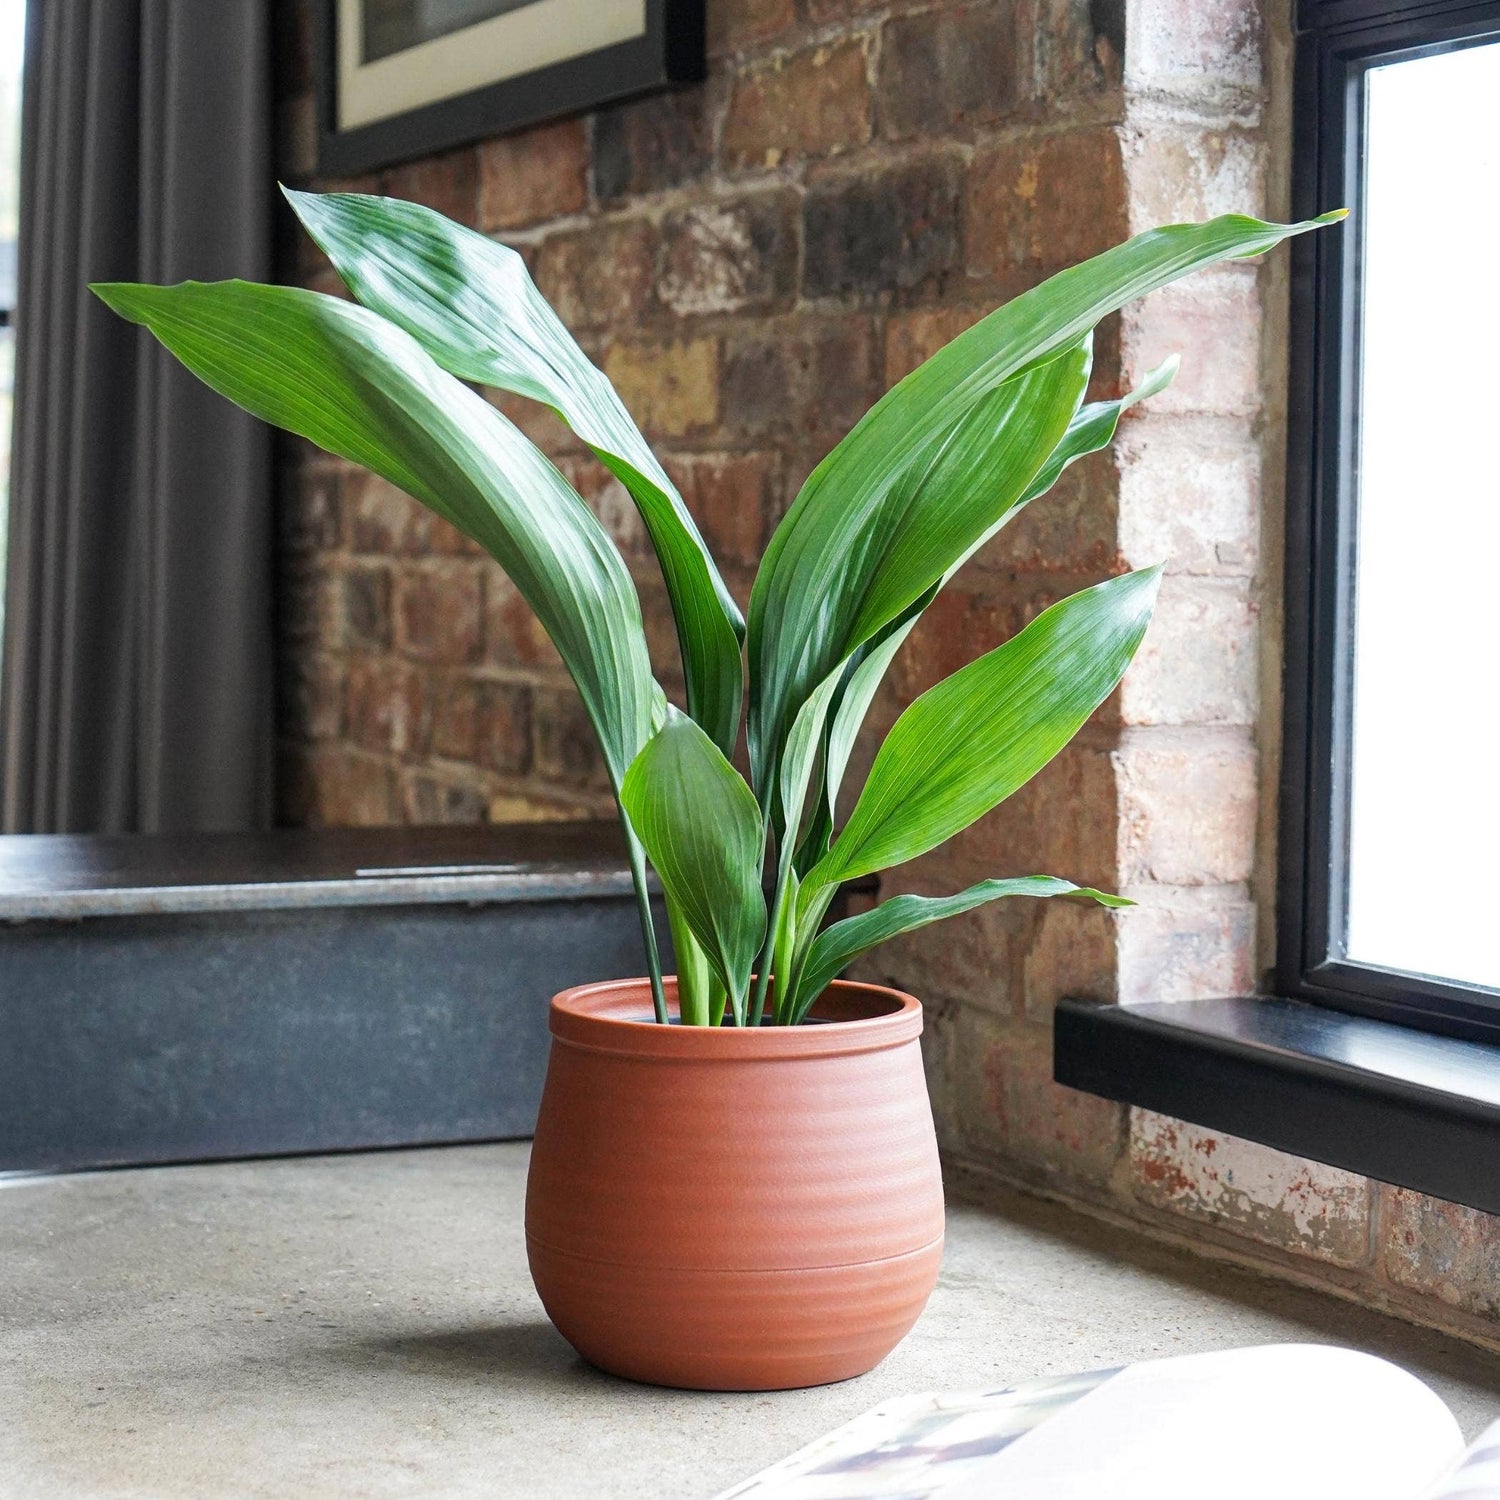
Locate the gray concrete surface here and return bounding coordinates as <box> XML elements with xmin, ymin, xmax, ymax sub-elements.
<box><xmin>3</xmin><ymin>1142</ymin><xmax>1499</xmax><ymax>1498</ymax></box>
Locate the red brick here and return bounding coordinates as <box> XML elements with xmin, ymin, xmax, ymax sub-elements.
<box><xmin>341</xmin><ymin>563</ymin><xmax>392</xmax><ymax>650</ymax></box>
<box><xmin>1031</xmin><ymin>0</ymin><xmax>1124</xmax><ymax>102</ymax></box>
<box><xmin>345</xmin><ymin>653</ymin><xmax>429</xmax><ymax>756</ymax></box>
<box><xmin>532</xmin><ymin>687</ymin><xmax>609</xmax><ymax>788</ymax></box>
<box><xmin>381</xmin><ymin>147</ymin><xmax>479</xmax><ymax>225</ymax></box>
<box><xmin>721</xmin><ymin>38</ymin><xmax>872</xmax><ymax>172</ymax></box>
<box><xmin>476</xmin><ymin>682</ymin><xmax>533</xmax><ymax>775</ymax></box>
<box><xmin>401</xmin><ymin>769</ymin><xmax>489</xmax><ymax>825</ymax></box>
<box><xmin>277</xmin><ymin>650</ymin><xmax>344</xmax><ymax>744</ymax></box>
<box><xmin>1384</xmin><ymin>1189</ymin><xmax>1500</xmax><ymax>1320</ymax></box>
<box><xmin>284</xmin><ymin>745</ymin><xmax>396</xmax><ymax>827</ymax></box>
<box><xmin>484</xmin><ymin>571</ymin><xmax>563</xmax><ymax>672</ymax></box>
<box><xmin>593</xmin><ymin>85</ymin><xmax>716</xmax><ymax>201</ymax></box>
<box><xmin>279</xmin><ymin>559</ymin><xmax>344</xmax><ymax>647</ymax></box>
<box><xmin>1113</xmin><ymin>890</ymin><xmax>1256</xmax><ymax>1008</ymax></box>
<box><xmin>706</xmin><ymin>0</ymin><xmax>795</xmax><ymax>55</ymax></box>
<box><xmin>603</xmin><ymin>337</ymin><xmax>719</xmax><ymax>440</ymax></box>
<box><xmin>393</xmin><ymin>562</ymin><xmax>483</xmax><ymax>664</ymax></box>
<box><xmin>966</xmin><ymin>129</ymin><xmax>1127</xmax><ymax>277</ymax></box>
<box><xmin>478</xmin><ymin>118</ymin><xmax>588</xmax><ymax>231</ymax></box>
<box><xmin>877</xmin><ymin>6</ymin><xmax>1020</xmax><ymax>140</ymax></box>
<box><xmin>804</xmin><ymin>154</ymin><xmax>961</xmax><ymax>299</ymax></box>
<box><xmin>1132</xmin><ymin>1111</ymin><xmax>1372</xmax><ymax>1267</ymax></box>
<box><xmin>672</xmin><ymin>452</ymin><xmax>775</xmax><ymax>568</ymax></box>
<box><xmin>720</xmin><ymin>316</ymin><xmax>878</xmax><ymax>447</ymax></box>
<box><xmin>279</xmin><ymin>463</ymin><xmax>340</xmax><ymax>553</ymax></box>
<box><xmin>657</xmin><ymin>191</ymin><xmax>798</xmax><ymax>317</ymax></box>
<box><xmin>884</xmin><ymin>306</ymin><xmax>987</xmax><ymax>388</ymax></box>
<box><xmin>532</xmin><ymin>219</ymin><xmax>656</xmax><ymax>331</ymax></box>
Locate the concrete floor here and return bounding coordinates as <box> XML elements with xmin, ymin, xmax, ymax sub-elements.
<box><xmin>3</xmin><ymin>1143</ymin><xmax>1499</xmax><ymax>1499</ymax></box>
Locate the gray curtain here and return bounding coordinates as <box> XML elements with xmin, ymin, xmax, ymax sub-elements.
<box><xmin>1</xmin><ymin>0</ymin><xmax>274</xmax><ymax>833</ymax></box>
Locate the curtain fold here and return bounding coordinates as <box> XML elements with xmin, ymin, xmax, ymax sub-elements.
<box><xmin>1</xmin><ymin>0</ymin><xmax>274</xmax><ymax>833</ymax></box>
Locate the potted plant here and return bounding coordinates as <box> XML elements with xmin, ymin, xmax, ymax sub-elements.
<box><xmin>94</xmin><ymin>194</ymin><xmax>1340</xmax><ymax>1391</ymax></box>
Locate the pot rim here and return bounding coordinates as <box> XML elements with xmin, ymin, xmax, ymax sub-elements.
<box><xmin>548</xmin><ymin>976</ymin><xmax>923</xmax><ymax>1058</ymax></box>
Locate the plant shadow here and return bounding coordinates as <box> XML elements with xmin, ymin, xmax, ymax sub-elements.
<box><xmin>317</xmin><ymin>1317</ymin><xmax>610</xmax><ymax>1393</ymax></box>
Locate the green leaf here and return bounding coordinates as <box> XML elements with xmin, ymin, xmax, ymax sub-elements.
<box><xmin>749</xmin><ymin>339</ymin><xmax>1092</xmax><ymax>799</ymax></box>
<box><xmin>285</xmin><ymin>189</ymin><xmax>745</xmax><ymax>757</ymax></box>
<box><xmin>808</xmin><ymin>566</ymin><xmax>1163</xmax><ymax>888</ymax></box>
<box><xmin>790</xmin><ymin>877</ymin><xmax>1131</xmax><ymax>1021</ymax></box>
<box><xmin>620</xmin><ymin>708</ymin><xmax>766</xmax><ymax>1022</ymax></box>
<box><xmin>92</xmin><ymin>278</ymin><xmax>657</xmax><ymax>786</ymax></box>
<box><xmin>749</xmin><ymin>210</ymin><xmax>1338</xmax><ymax>802</ymax></box>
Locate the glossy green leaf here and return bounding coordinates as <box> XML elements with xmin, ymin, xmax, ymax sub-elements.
<box><xmin>790</xmin><ymin>877</ymin><xmax>1131</xmax><ymax>1021</ymax></box>
<box><xmin>91</xmin><ymin>278</ymin><xmax>657</xmax><ymax>786</ymax></box>
<box><xmin>749</xmin><ymin>211</ymin><xmax>1340</xmax><ymax>802</ymax></box>
<box><xmin>807</xmin><ymin>566</ymin><xmax>1162</xmax><ymax>888</ymax></box>
<box><xmin>749</xmin><ymin>339</ymin><xmax>1092</xmax><ymax>800</ymax></box>
<box><xmin>620</xmin><ymin>708</ymin><xmax>766</xmax><ymax>1021</ymax></box>
<box><xmin>285</xmin><ymin>189</ymin><xmax>745</xmax><ymax>756</ymax></box>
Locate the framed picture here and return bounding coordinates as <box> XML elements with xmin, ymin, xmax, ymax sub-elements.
<box><xmin>316</xmin><ymin>0</ymin><xmax>705</xmax><ymax>177</ymax></box>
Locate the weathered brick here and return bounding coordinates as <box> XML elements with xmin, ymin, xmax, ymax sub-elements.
<box><xmin>672</xmin><ymin>451</ymin><xmax>775</xmax><ymax>567</ymax></box>
<box><xmin>968</xmin><ymin>1014</ymin><xmax>1127</xmax><ymax>1184</ymax></box>
<box><xmin>981</xmin><ymin>454</ymin><xmax>1119</xmax><ymax>576</ymax></box>
<box><xmin>279</xmin><ymin>559</ymin><xmax>344</xmax><ymax>647</ymax></box>
<box><xmin>966</xmin><ymin>128</ymin><xmax>1127</xmax><ymax>277</ymax></box>
<box><xmin>1021</xmin><ymin>897</ymin><xmax>1120</xmax><ymax>1021</ymax></box>
<box><xmin>285</xmin><ymin>745</ymin><xmax>396</xmax><ymax>827</ymax></box>
<box><xmin>478</xmin><ymin>118</ymin><xmax>588</xmax><ymax>230</ymax></box>
<box><xmin>804</xmin><ymin>155</ymin><xmax>961</xmax><ymax>299</ymax></box>
<box><xmin>1114</xmin><ymin>889</ymin><xmax>1256</xmax><ymax>1007</ymax></box>
<box><xmin>532</xmin><ymin>687</ymin><xmax>608</xmax><ymax>787</ymax></box>
<box><xmin>487</xmin><ymin>788</ymin><xmax>610</xmax><ymax>823</ymax></box>
<box><xmin>484</xmin><ymin>570</ymin><xmax>563</xmax><ymax>671</ymax></box>
<box><xmin>594</xmin><ymin>85</ymin><xmax>715</xmax><ymax>201</ymax></box>
<box><xmin>401</xmin><ymin>769</ymin><xmax>489</xmax><ymax>825</ymax></box>
<box><xmin>1032</xmin><ymin>0</ymin><xmax>1124</xmax><ymax>103</ymax></box>
<box><xmin>884</xmin><ymin>305</ymin><xmax>986</xmax><ymax>387</ymax></box>
<box><xmin>1117</xmin><ymin>728</ymin><xmax>1257</xmax><ymax>885</ymax></box>
<box><xmin>1125</xmin><ymin>124</ymin><xmax>1266</xmax><ymax>232</ymax></box>
<box><xmin>532</xmin><ymin>219</ymin><xmax>657</xmax><ymax>331</ymax></box>
<box><xmin>721</xmin><ymin>38</ymin><xmax>872</xmax><ymax>172</ymax></box>
<box><xmin>1120</xmin><ymin>267</ymin><xmax>1262</xmax><ymax>415</ymax></box>
<box><xmin>393</xmin><ymin>562</ymin><xmax>483</xmax><ymax>664</ymax></box>
<box><xmin>707</xmin><ymin>0</ymin><xmax>795</xmax><ymax>55</ymax></box>
<box><xmin>877</xmin><ymin>5</ymin><xmax>1020</xmax><ymax>139</ymax></box>
<box><xmin>558</xmin><ymin>457</ymin><xmax>648</xmax><ymax>557</ymax></box>
<box><xmin>476</xmin><ymin>682</ymin><xmax>534</xmax><ymax>775</ymax></box>
<box><xmin>1116</xmin><ymin>414</ymin><xmax>1260</xmax><ymax>576</ymax></box>
<box><xmin>341</xmin><ymin>563</ymin><xmax>392</xmax><ymax>650</ymax></box>
<box><xmin>657</xmin><ymin>191</ymin><xmax>798</xmax><ymax>316</ymax></box>
<box><xmin>720</xmin><ymin>316</ymin><xmax>878</xmax><ymax>448</ymax></box>
<box><xmin>1120</xmin><ymin>575</ymin><xmax>1258</xmax><ymax>727</ymax></box>
<box><xmin>345</xmin><ymin>653</ymin><xmax>429</xmax><ymax>755</ymax></box>
<box><xmin>1384</xmin><ymin>1190</ymin><xmax>1500</xmax><ymax>1320</ymax></box>
<box><xmin>1124</xmin><ymin>0</ymin><xmax>1264</xmax><ymax>100</ymax></box>
<box><xmin>1132</xmin><ymin>1110</ymin><xmax>1373</xmax><ymax>1267</ymax></box>
<box><xmin>603</xmin><ymin>337</ymin><xmax>719</xmax><ymax>439</ymax></box>
<box><xmin>382</xmin><ymin>147</ymin><xmax>479</xmax><ymax>225</ymax></box>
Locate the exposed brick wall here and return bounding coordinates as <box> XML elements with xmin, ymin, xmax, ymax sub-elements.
<box><xmin>273</xmin><ymin>1</ymin><xmax>1500</xmax><ymax>1351</ymax></box>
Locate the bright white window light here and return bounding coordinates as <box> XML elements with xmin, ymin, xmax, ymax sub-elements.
<box><xmin>1344</xmin><ymin>40</ymin><xmax>1500</xmax><ymax>990</ymax></box>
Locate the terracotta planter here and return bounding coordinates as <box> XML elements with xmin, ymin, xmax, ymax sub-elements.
<box><xmin>524</xmin><ymin>976</ymin><xmax>945</xmax><ymax>1391</ymax></box>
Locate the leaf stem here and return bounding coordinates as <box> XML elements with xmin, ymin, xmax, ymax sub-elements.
<box><xmin>748</xmin><ymin>851</ymin><xmax>790</xmax><ymax>1028</ymax></box>
<box><xmin>625</xmin><ymin>828</ymin><xmax>669</xmax><ymax>1024</ymax></box>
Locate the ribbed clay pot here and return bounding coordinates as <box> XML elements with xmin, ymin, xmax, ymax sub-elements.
<box><xmin>524</xmin><ymin>976</ymin><xmax>944</xmax><ymax>1391</ymax></box>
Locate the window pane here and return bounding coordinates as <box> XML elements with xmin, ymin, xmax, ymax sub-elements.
<box><xmin>1344</xmin><ymin>41</ymin><xmax>1500</xmax><ymax>990</ymax></box>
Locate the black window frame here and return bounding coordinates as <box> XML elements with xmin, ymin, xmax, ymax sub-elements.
<box><xmin>1279</xmin><ymin>0</ymin><xmax>1500</xmax><ymax>1045</ymax></box>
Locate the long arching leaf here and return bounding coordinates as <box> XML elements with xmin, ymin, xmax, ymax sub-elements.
<box><xmin>790</xmin><ymin>877</ymin><xmax>1131</xmax><ymax>1021</ymax></box>
<box><xmin>750</xmin><ymin>211</ymin><xmax>1341</xmax><ymax>803</ymax></box>
<box><xmin>91</xmin><ymin>278</ymin><xmax>659</xmax><ymax>785</ymax></box>
<box><xmin>285</xmin><ymin>189</ymin><xmax>745</xmax><ymax>756</ymax></box>
<box><xmin>806</xmin><ymin>566</ymin><xmax>1162</xmax><ymax>889</ymax></box>
<box><xmin>621</xmin><ymin>709</ymin><xmax>766</xmax><ymax>1022</ymax></box>
<box><xmin>749</xmin><ymin>338</ymin><xmax>1093</xmax><ymax>802</ymax></box>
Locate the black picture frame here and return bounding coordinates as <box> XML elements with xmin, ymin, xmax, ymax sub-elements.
<box><xmin>1279</xmin><ymin>0</ymin><xmax>1500</xmax><ymax>1043</ymax></box>
<box><xmin>316</xmin><ymin>0</ymin><xmax>705</xmax><ymax>178</ymax></box>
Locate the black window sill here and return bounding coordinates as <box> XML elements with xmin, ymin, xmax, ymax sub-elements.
<box><xmin>1054</xmin><ymin>996</ymin><xmax>1500</xmax><ymax>1215</ymax></box>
